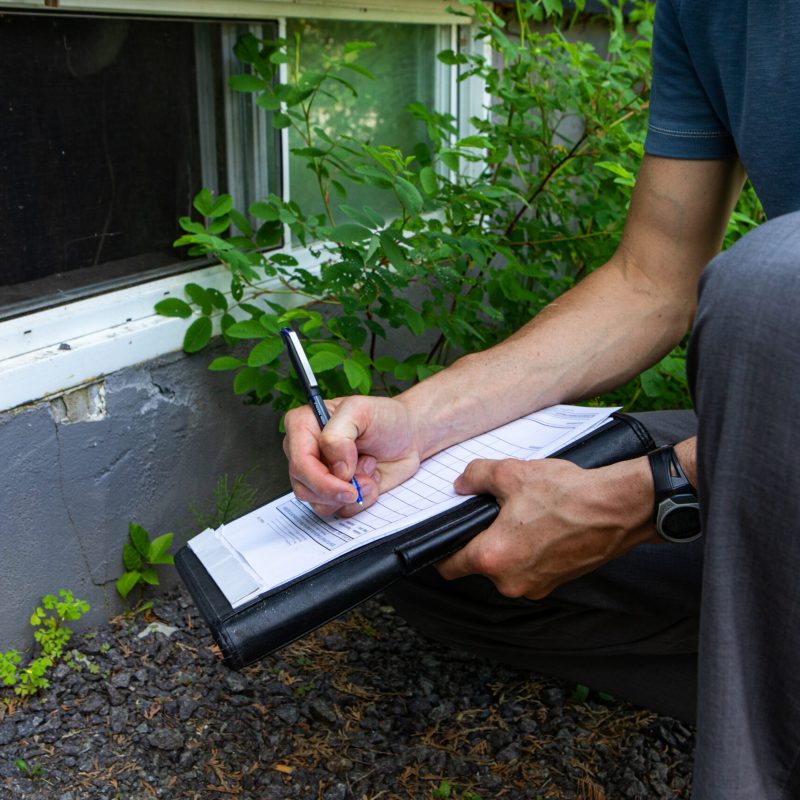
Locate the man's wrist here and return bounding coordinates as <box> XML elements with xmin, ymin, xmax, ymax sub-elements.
<box><xmin>590</xmin><ymin>456</ymin><xmax>662</xmax><ymax>548</ymax></box>
<box><xmin>672</xmin><ymin>437</ymin><xmax>698</xmax><ymax>487</ymax></box>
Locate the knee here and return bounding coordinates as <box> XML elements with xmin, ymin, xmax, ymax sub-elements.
<box><xmin>696</xmin><ymin>210</ymin><xmax>800</xmax><ymax>336</ymax></box>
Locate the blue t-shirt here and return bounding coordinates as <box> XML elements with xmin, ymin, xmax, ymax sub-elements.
<box><xmin>644</xmin><ymin>0</ymin><xmax>800</xmax><ymax>219</ymax></box>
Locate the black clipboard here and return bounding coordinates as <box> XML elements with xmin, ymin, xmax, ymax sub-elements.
<box><xmin>176</xmin><ymin>413</ymin><xmax>655</xmax><ymax>669</ymax></box>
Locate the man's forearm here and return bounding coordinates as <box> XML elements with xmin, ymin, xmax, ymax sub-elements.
<box><xmin>400</xmin><ymin>258</ymin><xmax>691</xmax><ymax>461</ymax></box>
<box><xmin>399</xmin><ymin>156</ymin><xmax>745</xmax><ymax>461</ymax></box>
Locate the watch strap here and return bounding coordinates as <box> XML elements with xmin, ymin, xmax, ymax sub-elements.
<box><xmin>648</xmin><ymin>444</ymin><xmax>696</xmax><ymax>501</ymax></box>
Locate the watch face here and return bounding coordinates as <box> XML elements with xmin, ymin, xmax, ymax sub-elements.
<box><xmin>658</xmin><ymin>494</ymin><xmax>702</xmax><ymax>542</ymax></box>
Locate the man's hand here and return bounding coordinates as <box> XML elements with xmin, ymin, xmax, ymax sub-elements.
<box><xmin>282</xmin><ymin>395</ymin><xmax>422</xmax><ymax>517</ymax></box>
<box><xmin>436</xmin><ymin>455</ymin><xmax>660</xmax><ymax>599</ymax></box>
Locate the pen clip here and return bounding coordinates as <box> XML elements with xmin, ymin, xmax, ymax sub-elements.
<box><xmin>280</xmin><ymin>327</ymin><xmax>318</xmax><ymax>391</ymax></box>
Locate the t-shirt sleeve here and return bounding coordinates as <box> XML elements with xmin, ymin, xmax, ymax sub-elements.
<box><xmin>645</xmin><ymin>0</ymin><xmax>737</xmax><ymax>159</ymax></box>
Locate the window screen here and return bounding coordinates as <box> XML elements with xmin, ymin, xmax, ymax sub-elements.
<box><xmin>0</xmin><ymin>13</ymin><xmax>278</xmax><ymax>314</ymax></box>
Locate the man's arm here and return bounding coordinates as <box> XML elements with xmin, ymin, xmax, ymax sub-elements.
<box><xmin>284</xmin><ymin>155</ymin><xmax>745</xmax><ymax>520</ymax></box>
<box><xmin>401</xmin><ymin>154</ymin><xmax>747</xmax><ymax>460</ymax></box>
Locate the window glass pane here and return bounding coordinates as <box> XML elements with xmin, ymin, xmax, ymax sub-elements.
<box><xmin>286</xmin><ymin>20</ymin><xmax>440</xmax><ymax>223</ymax></box>
<box><xmin>0</xmin><ymin>14</ymin><xmax>278</xmax><ymax>315</ymax></box>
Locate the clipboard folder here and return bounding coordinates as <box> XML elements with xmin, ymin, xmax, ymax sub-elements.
<box><xmin>175</xmin><ymin>412</ymin><xmax>655</xmax><ymax>670</ymax></box>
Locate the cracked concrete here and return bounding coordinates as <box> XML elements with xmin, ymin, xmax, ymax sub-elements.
<box><xmin>0</xmin><ymin>348</ymin><xmax>288</xmax><ymax>650</ymax></box>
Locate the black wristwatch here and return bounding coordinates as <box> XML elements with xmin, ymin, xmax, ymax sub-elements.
<box><xmin>647</xmin><ymin>445</ymin><xmax>702</xmax><ymax>543</ymax></box>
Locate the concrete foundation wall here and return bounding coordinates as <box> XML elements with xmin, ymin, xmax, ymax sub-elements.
<box><xmin>0</xmin><ymin>346</ymin><xmax>289</xmax><ymax>651</ymax></box>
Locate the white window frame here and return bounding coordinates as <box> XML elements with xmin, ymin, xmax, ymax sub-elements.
<box><xmin>0</xmin><ymin>0</ymin><xmax>482</xmax><ymax>413</ymax></box>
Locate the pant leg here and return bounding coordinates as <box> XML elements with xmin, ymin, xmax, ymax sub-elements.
<box><xmin>385</xmin><ymin>408</ymin><xmax>702</xmax><ymax>724</ymax></box>
<box><xmin>687</xmin><ymin>211</ymin><xmax>800</xmax><ymax>799</ymax></box>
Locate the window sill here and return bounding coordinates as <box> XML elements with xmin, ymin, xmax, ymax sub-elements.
<box><xmin>0</xmin><ymin>254</ymin><xmax>313</xmax><ymax>413</ymax></box>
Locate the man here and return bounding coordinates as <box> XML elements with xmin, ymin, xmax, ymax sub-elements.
<box><xmin>283</xmin><ymin>2</ymin><xmax>800</xmax><ymax>796</ymax></box>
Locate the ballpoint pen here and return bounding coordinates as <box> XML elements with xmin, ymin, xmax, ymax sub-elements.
<box><xmin>280</xmin><ymin>326</ymin><xmax>364</xmax><ymax>505</ymax></box>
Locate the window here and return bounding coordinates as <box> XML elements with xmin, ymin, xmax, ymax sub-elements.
<box><xmin>0</xmin><ymin>0</ymin><xmax>473</xmax><ymax>413</ymax></box>
<box><xmin>0</xmin><ymin>13</ymin><xmax>279</xmax><ymax>313</ymax></box>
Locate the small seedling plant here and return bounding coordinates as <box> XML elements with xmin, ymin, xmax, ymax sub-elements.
<box><xmin>189</xmin><ymin>470</ymin><xmax>260</xmax><ymax>531</ymax></box>
<box><xmin>0</xmin><ymin>590</ymin><xmax>90</xmax><ymax>698</ymax></box>
<box><xmin>116</xmin><ymin>522</ymin><xmax>175</xmax><ymax>606</ymax></box>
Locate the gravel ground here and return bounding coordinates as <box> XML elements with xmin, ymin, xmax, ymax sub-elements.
<box><xmin>0</xmin><ymin>589</ymin><xmax>695</xmax><ymax>799</ymax></box>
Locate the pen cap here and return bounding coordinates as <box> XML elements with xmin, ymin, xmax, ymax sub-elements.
<box><xmin>280</xmin><ymin>327</ymin><xmax>319</xmax><ymax>390</ymax></box>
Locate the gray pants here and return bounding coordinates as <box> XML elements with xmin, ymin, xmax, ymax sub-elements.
<box><xmin>385</xmin><ymin>210</ymin><xmax>800</xmax><ymax>797</ymax></box>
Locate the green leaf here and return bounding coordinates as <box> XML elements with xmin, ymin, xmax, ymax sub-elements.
<box><xmin>229</xmin><ymin>208</ymin><xmax>253</xmax><ymax>237</ymax></box>
<box><xmin>226</xmin><ymin>320</ymin><xmax>269</xmax><ymax>339</ymax></box>
<box><xmin>353</xmin><ymin>165</ymin><xmax>393</xmax><ymax>188</ymax></box>
<box><xmin>229</xmin><ymin>73</ymin><xmax>267</xmax><ymax>92</ymax></box>
<box><xmin>394</xmin><ymin>177</ymin><xmax>423</xmax><ymax>213</ymax></box>
<box><xmin>268</xmin><ymin>253</ymin><xmax>299</xmax><ymax>266</ymax></box>
<box><xmin>361</xmin><ymin>206</ymin><xmax>385</xmax><ymax>228</ymax></box>
<box><xmin>147</xmin><ymin>533</ymin><xmax>174</xmax><ymax>565</ymax></box>
<box><xmin>456</xmin><ymin>135</ymin><xmax>489</xmax><ymax>149</ymax></box>
<box><xmin>139</xmin><ymin>568</ymin><xmax>160</xmax><ymax>587</ymax></box>
<box><xmin>439</xmin><ymin>150</ymin><xmax>459</xmax><ymax>171</ymax></box>
<box><xmin>185</xmin><ymin>283</ymin><xmax>213</xmax><ymax>315</ymax></box>
<box><xmin>233</xmin><ymin>32</ymin><xmax>262</xmax><ymax>65</ymax></box>
<box><xmin>233</xmin><ymin>367</ymin><xmax>260</xmax><ymax>395</ymax></box>
<box><xmin>343</xmin><ymin>358</ymin><xmax>369</xmax><ymax>390</ymax></box>
<box><xmin>207</xmin><ymin>288</ymin><xmax>228</xmax><ymax>311</ymax></box>
<box><xmin>291</xmin><ymin>146</ymin><xmax>327</xmax><ymax>158</ymax></box>
<box><xmin>394</xmin><ymin>361</ymin><xmax>417</xmax><ymax>381</ymax></box>
<box><xmin>339</xmin><ymin>205</ymin><xmax>374</xmax><ymax>228</ymax></box>
<box><xmin>183</xmin><ymin>317</ymin><xmax>213</xmax><ymax>353</ymax></box>
<box><xmin>129</xmin><ymin>523</ymin><xmax>150</xmax><ymax>557</ymax></box>
<box><xmin>308</xmin><ymin>351</ymin><xmax>344</xmax><ymax>372</ymax></box>
<box><xmin>256</xmin><ymin>92</ymin><xmax>281</xmax><ymax>110</ymax></box>
<box><xmin>123</xmin><ymin>542</ymin><xmax>143</xmax><ymax>571</ymax></box>
<box><xmin>640</xmin><ymin>367</ymin><xmax>665</xmax><ymax>398</ymax></box>
<box><xmin>340</xmin><ymin>62</ymin><xmax>375</xmax><ymax>80</ymax></box>
<box><xmin>403</xmin><ymin>306</ymin><xmax>426</xmax><ymax>336</ymax></box>
<box><xmin>542</xmin><ymin>0</ymin><xmax>564</xmax><ymax>16</ymax></box>
<box><xmin>330</xmin><ymin>223</ymin><xmax>372</xmax><ymax>244</ymax></box>
<box><xmin>343</xmin><ymin>41</ymin><xmax>376</xmax><ymax>54</ymax></box>
<box><xmin>436</xmin><ymin>49</ymin><xmax>467</xmax><ymax>66</ymax></box>
<box><xmin>208</xmin><ymin>194</ymin><xmax>233</xmax><ymax>219</ymax></box>
<box><xmin>374</xmin><ymin>355</ymin><xmax>398</xmax><ymax>372</ymax></box>
<box><xmin>255</xmin><ymin>220</ymin><xmax>283</xmax><ymax>248</ymax></box>
<box><xmin>247</xmin><ymin>337</ymin><xmax>284</xmax><ymax>367</ymax></box>
<box><xmin>419</xmin><ymin>166</ymin><xmax>438</xmax><ymax>195</ymax></box>
<box><xmin>207</xmin><ymin>215</ymin><xmax>230</xmax><ymax>235</ymax></box>
<box><xmin>155</xmin><ymin>298</ymin><xmax>192</xmax><ymax>319</ymax></box>
<box><xmin>596</xmin><ymin>160</ymin><xmax>635</xmax><ymax>180</ymax></box>
<box><xmin>255</xmin><ymin>370</ymin><xmax>278</xmax><ymax>399</ymax></box>
<box><xmin>178</xmin><ymin>216</ymin><xmax>205</xmax><ymax>234</ymax></box>
<box><xmin>193</xmin><ymin>188</ymin><xmax>214</xmax><ymax>217</ymax></box>
<box><xmin>208</xmin><ymin>356</ymin><xmax>245</xmax><ymax>372</ymax></box>
<box><xmin>379</xmin><ymin>230</ymin><xmax>410</xmax><ymax>268</ymax></box>
<box><xmin>116</xmin><ymin>572</ymin><xmax>140</xmax><ymax>600</ymax></box>
<box><xmin>273</xmin><ymin>112</ymin><xmax>292</xmax><ymax>129</ymax></box>
<box><xmin>249</xmin><ymin>201</ymin><xmax>279</xmax><ymax>221</ymax></box>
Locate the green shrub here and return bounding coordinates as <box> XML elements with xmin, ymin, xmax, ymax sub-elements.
<box><xmin>160</xmin><ymin>0</ymin><xmax>762</xmax><ymax>414</ymax></box>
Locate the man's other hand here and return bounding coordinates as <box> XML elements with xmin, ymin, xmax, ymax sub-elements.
<box><xmin>436</xmin><ymin>456</ymin><xmax>659</xmax><ymax>599</ymax></box>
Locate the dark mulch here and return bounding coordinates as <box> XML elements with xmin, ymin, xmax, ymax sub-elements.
<box><xmin>0</xmin><ymin>589</ymin><xmax>694</xmax><ymax>799</ymax></box>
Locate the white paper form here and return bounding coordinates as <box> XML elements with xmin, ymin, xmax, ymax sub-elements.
<box><xmin>188</xmin><ymin>404</ymin><xmax>619</xmax><ymax>608</ymax></box>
